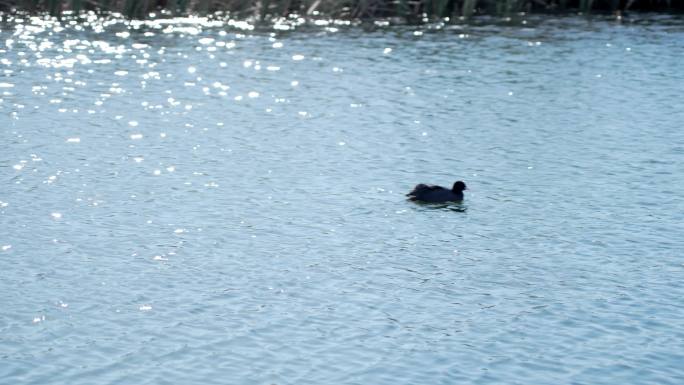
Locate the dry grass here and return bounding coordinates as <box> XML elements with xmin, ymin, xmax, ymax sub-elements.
<box><xmin>0</xmin><ymin>0</ymin><xmax>681</xmax><ymax>20</ymax></box>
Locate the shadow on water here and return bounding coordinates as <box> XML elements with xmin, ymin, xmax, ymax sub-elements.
<box><xmin>409</xmin><ymin>200</ymin><xmax>467</xmax><ymax>213</ymax></box>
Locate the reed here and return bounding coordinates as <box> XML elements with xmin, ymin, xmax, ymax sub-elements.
<box><xmin>43</xmin><ymin>0</ymin><xmax>59</xmax><ymax>16</ymax></box>
<box><xmin>123</xmin><ymin>0</ymin><xmax>137</xmax><ymax>18</ymax></box>
<box><xmin>462</xmin><ymin>0</ymin><xmax>478</xmax><ymax>17</ymax></box>
<box><xmin>175</xmin><ymin>0</ymin><xmax>188</xmax><ymax>14</ymax></box>
<box><xmin>20</xmin><ymin>0</ymin><xmax>40</xmax><ymax>12</ymax></box>
<box><xmin>394</xmin><ymin>0</ymin><xmax>410</xmax><ymax>18</ymax></box>
<box><xmin>579</xmin><ymin>0</ymin><xmax>593</xmax><ymax>12</ymax></box>
<box><xmin>432</xmin><ymin>0</ymin><xmax>450</xmax><ymax>17</ymax></box>
<box><xmin>1</xmin><ymin>0</ymin><xmax>682</xmax><ymax>20</ymax></box>
<box><xmin>98</xmin><ymin>0</ymin><xmax>111</xmax><ymax>14</ymax></box>
<box><xmin>197</xmin><ymin>0</ymin><xmax>211</xmax><ymax>14</ymax></box>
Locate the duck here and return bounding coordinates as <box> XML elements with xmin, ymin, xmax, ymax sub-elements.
<box><xmin>406</xmin><ymin>181</ymin><xmax>467</xmax><ymax>203</ymax></box>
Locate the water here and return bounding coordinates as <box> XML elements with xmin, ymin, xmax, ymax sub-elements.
<box><xmin>2</xmin><ymin>14</ymin><xmax>684</xmax><ymax>384</ymax></box>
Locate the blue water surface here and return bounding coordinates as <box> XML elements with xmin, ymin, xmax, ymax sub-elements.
<box><xmin>1</xmin><ymin>14</ymin><xmax>684</xmax><ymax>385</ymax></box>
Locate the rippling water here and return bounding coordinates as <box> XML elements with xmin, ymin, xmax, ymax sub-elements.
<box><xmin>2</xmin><ymin>14</ymin><xmax>684</xmax><ymax>384</ymax></box>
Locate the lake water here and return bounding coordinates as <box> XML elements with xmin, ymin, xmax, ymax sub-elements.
<box><xmin>1</xmin><ymin>14</ymin><xmax>683</xmax><ymax>385</ymax></box>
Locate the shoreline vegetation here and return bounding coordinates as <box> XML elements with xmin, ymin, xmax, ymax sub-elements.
<box><xmin>0</xmin><ymin>0</ymin><xmax>682</xmax><ymax>22</ymax></box>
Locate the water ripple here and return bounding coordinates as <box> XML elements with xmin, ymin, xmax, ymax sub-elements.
<box><xmin>1</xmin><ymin>14</ymin><xmax>683</xmax><ymax>385</ymax></box>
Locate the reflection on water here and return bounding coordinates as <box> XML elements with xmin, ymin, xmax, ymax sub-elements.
<box><xmin>2</xmin><ymin>14</ymin><xmax>684</xmax><ymax>385</ymax></box>
<box><xmin>411</xmin><ymin>201</ymin><xmax>468</xmax><ymax>212</ymax></box>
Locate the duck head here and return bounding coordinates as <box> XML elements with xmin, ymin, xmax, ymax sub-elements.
<box><xmin>452</xmin><ymin>181</ymin><xmax>467</xmax><ymax>192</ymax></box>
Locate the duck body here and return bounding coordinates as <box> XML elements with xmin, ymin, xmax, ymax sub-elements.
<box><xmin>407</xmin><ymin>181</ymin><xmax>466</xmax><ymax>203</ymax></box>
